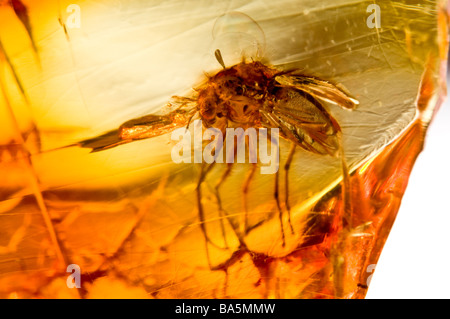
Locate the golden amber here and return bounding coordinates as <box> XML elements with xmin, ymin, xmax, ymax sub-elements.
<box><xmin>0</xmin><ymin>0</ymin><xmax>447</xmax><ymax>298</ymax></box>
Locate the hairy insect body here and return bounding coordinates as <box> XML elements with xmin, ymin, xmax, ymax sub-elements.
<box><xmin>198</xmin><ymin>62</ymin><xmax>275</xmax><ymax>132</ymax></box>
<box><xmin>198</xmin><ymin>61</ymin><xmax>344</xmax><ymax>159</ymax></box>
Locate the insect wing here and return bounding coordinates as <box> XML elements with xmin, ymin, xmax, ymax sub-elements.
<box><xmin>275</xmin><ymin>74</ymin><xmax>359</xmax><ymax>110</ymax></box>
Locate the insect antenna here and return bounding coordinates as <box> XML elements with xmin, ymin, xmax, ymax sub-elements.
<box><xmin>215</xmin><ymin>49</ymin><xmax>226</xmax><ymax>69</ymax></box>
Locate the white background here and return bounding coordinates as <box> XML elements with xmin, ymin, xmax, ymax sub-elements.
<box><xmin>366</xmin><ymin>77</ymin><xmax>450</xmax><ymax>299</ymax></box>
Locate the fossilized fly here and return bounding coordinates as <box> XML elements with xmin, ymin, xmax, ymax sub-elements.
<box><xmin>75</xmin><ymin>48</ymin><xmax>358</xmax><ymax>260</ymax></box>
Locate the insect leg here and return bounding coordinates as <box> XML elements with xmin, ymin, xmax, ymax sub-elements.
<box><xmin>185</xmin><ymin>110</ymin><xmax>199</xmax><ymax>131</ymax></box>
<box><xmin>242</xmin><ymin>163</ymin><xmax>258</xmax><ymax>234</ymax></box>
<box><xmin>339</xmin><ymin>142</ymin><xmax>352</xmax><ymax>230</ymax></box>
<box><xmin>284</xmin><ymin>143</ymin><xmax>296</xmax><ymax>234</ymax></box>
<box><xmin>214</xmin><ymin>163</ymin><xmax>234</xmax><ymax>249</ymax></box>
<box><xmin>196</xmin><ymin>162</ymin><xmax>226</xmax><ymax>253</ymax></box>
<box><xmin>260</xmin><ymin>123</ymin><xmax>286</xmax><ymax>246</ymax></box>
<box><xmin>332</xmin><ymin>134</ymin><xmax>353</xmax><ymax>298</ymax></box>
<box><xmin>275</xmin><ymin>168</ymin><xmax>285</xmax><ymax>247</ymax></box>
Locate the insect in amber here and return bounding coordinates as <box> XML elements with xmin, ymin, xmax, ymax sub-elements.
<box><xmin>75</xmin><ymin>48</ymin><xmax>358</xmax><ymax>266</ymax></box>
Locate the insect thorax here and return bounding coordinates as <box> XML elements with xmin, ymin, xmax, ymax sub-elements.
<box><xmin>197</xmin><ymin>61</ymin><xmax>279</xmax><ymax>132</ymax></box>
